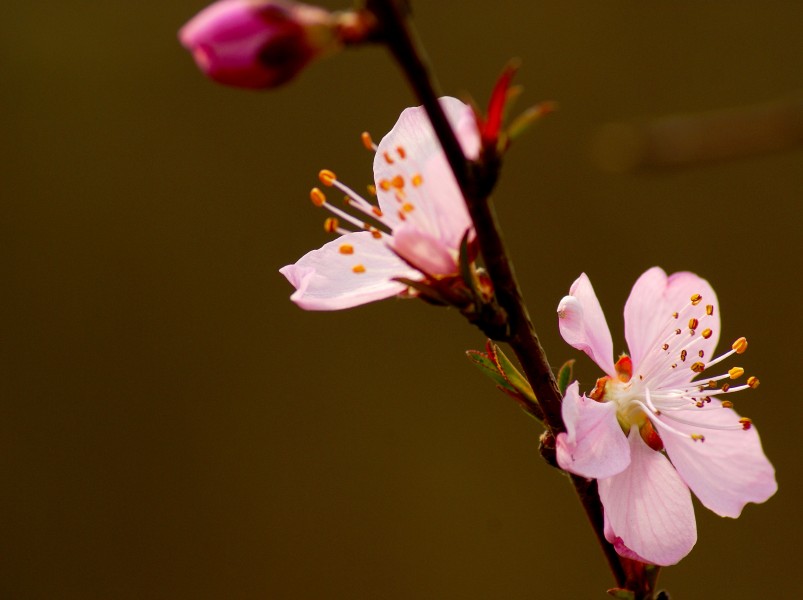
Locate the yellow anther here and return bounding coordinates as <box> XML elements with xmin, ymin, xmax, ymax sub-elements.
<box><xmin>391</xmin><ymin>175</ymin><xmax>404</xmax><ymax>189</ymax></box>
<box><xmin>675</xmin><ymin>328</ymin><xmax>682</xmax><ymax>335</ymax></box>
<box><xmin>706</xmin><ymin>304</ymin><xmax>714</xmax><ymax>316</ymax></box>
<box><xmin>661</xmin><ymin>343</ymin><xmax>669</xmax><ymax>351</ymax></box>
<box><xmin>366</xmin><ymin>184</ymin><xmax>377</xmax><ymax>196</ymax></box>
<box><xmin>379</xmin><ymin>179</ymin><xmax>392</xmax><ymax>192</ymax></box>
<box><xmin>339</xmin><ymin>244</ymin><xmax>354</xmax><ymax>255</ymax></box>
<box><xmin>396</xmin><ymin>145</ymin><xmax>406</xmax><ymax>159</ymax></box>
<box><xmin>701</xmin><ymin>328</ymin><xmax>713</xmax><ymax>339</ymax></box>
<box><xmin>721</xmin><ymin>400</ymin><xmax>734</xmax><ymax>409</ymax></box>
<box><xmin>371</xmin><ymin>206</ymin><xmax>383</xmax><ymax>217</ymax></box>
<box><xmin>680</xmin><ymin>350</ymin><xmax>688</xmax><ymax>362</ymax></box>
<box><xmin>688</xmin><ymin>318</ymin><xmax>699</xmax><ymax>330</ymax></box>
<box><xmin>310</xmin><ymin>187</ymin><xmax>326</xmax><ymax>207</ymax></box>
<box><xmin>732</xmin><ymin>337</ymin><xmax>748</xmax><ymax>354</ymax></box>
<box><xmin>690</xmin><ymin>361</ymin><xmax>705</xmax><ymax>373</ymax></box>
<box><xmin>401</xmin><ymin>202</ymin><xmax>415</xmax><ymax>213</ymax></box>
<box><xmin>324</xmin><ymin>217</ymin><xmax>339</xmax><ymax>233</ymax></box>
<box><xmin>739</xmin><ymin>417</ymin><xmax>752</xmax><ymax>430</ymax></box>
<box><xmin>690</xmin><ymin>293</ymin><xmax>702</xmax><ymax>305</ymax></box>
<box><xmin>747</xmin><ymin>376</ymin><xmax>760</xmax><ymax>389</ymax></box>
<box><xmin>361</xmin><ymin>131</ymin><xmax>374</xmax><ymax>151</ymax></box>
<box><xmin>698</xmin><ymin>350</ymin><xmax>705</xmax><ymax>358</ymax></box>
<box><xmin>722</xmin><ymin>383</ymin><xmax>731</xmax><ymax>392</ymax></box>
<box><xmin>370</xmin><ymin>229</ymin><xmax>382</xmax><ymax>239</ymax></box>
<box><xmin>728</xmin><ymin>367</ymin><xmax>744</xmax><ymax>379</ymax></box>
<box><xmin>690</xmin><ymin>433</ymin><xmax>705</xmax><ymax>442</ymax></box>
<box><xmin>383</xmin><ymin>151</ymin><xmax>394</xmax><ymax>165</ymax></box>
<box><xmin>352</xmin><ymin>264</ymin><xmax>366</xmax><ymax>274</ymax></box>
<box><xmin>672</xmin><ymin>311</ymin><xmax>679</xmax><ymax>319</ymax></box>
<box><xmin>411</xmin><ymin>173</ymin><xmax>423</xmax><ymax>187</ymax></box>
<box><xmin>319</xmin><ymin>169</ymin><xmax>337</xmax><ymax>186</ymax></box>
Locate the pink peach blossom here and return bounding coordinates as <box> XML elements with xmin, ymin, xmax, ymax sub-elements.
<box><xmin>280</xmin><ymin>97</ymin><xmax>480</xmax><ymax>310</ymax></box>
<box><xmin>556</xmin><ymin>267</ymin><xmax>776</xmax><ymax>566</ymax></box>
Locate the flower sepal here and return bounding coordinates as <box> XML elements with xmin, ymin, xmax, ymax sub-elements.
<box><xmin>472</xmin><ymin>61</ymin><xmax>557</xmax><ymax>159</ymax></box>
<box><xmin>466</xmin><ymin>340</ymin><xmax>542</xmax><ymax>420</ymax></box>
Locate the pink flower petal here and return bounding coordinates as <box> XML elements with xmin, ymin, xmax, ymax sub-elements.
<box><xmin>598</xmin><ymin>428</ymin><xmax>697</xmax><ymax>566</ymax></box>
<box><xmin>624</xmin><ymin>268</ymin><xmax>719</xmax><ymax>387</ymax></box>
<box><xmin>374</xmin><ymin>97</ymin><xmax>478</xmax><ymax>249</ymax></box>
<box><xmin>603</xmin><ymin>511</ymin><xmax>651</xmax><ymax>564</ymax></box>
<box><xmin>556</xmin><ymin>382</ymin><xmax>631</xmax><ymax>479</ymax></box>
<box><xmin>557</xmin><ymin>274</ymin><xmax>615</xmax><ymax>375</ymax></box>
<box><xmin>389</xmin><ymin>224</ymin><xmax>457</xmax><ymax>276</ymax></box>
<box><xmin>279</xmin><ymin>231</ymin><xmax>419</xmax><ymax>310</ymax></box>
<box><xmin>652</xmin><ymin>401</ymin><xmax>777</xmax><ymax>518</ymax></box>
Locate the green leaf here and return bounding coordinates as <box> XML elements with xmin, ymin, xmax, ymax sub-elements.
<box><xmin>506</xmin><ymin>100</ymin><xmax>557</xmax><ymax>141</ymax></box>
<box><xmin>556</xmin><ymin>359</ymin><xmax>575</xmax><ymax>396</ymax></box>
<box><xmin>493</xmin><ymin>345</ymin><xmax>536</xmax><ymax>403</ymax></box>
<box><xmin>466</xmin><ymin>350</ymin><xmax>513</xmax><ymax>391</ymax></box>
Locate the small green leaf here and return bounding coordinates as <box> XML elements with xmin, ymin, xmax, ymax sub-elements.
<box><xmin>506</xmin><ymin>101</ymin><xmax>557</xmax><ymax>141</ymax></box>
<box><xmin>466</xmin><ymin>350</ymin><xmax>513</xmax><ymax>391</ymax></box>
<box><xmin>556</xmin><ymin>359</ymin><xmax>575</xmax><ymax>396</ymax></box>
<box><xmin>493</xmin><ymin>345</ymin><xmax>536</xmax><ymax>403</ymax></box>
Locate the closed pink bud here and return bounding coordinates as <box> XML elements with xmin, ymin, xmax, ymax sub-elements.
<box><xmin>179</xmin><ymin>0</ymin><xmax>339</xmax><ymax>89</ymax></box>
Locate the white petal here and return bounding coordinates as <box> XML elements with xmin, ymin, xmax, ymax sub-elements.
<box><xmin>653</xmin><ymin>400</ymin><xmax>777</xmax><ymax>518</ymax></box>
<box><xmin>556</xmin><ymin>382</ymin><xmax>630</xmax><ymax>479</ymax></box>
<box><xmin>557</xmin><ymin>274</ymin><xmax>615</xmax><ymax>375</ymax></box>
<box><xmin>279</xmin><ymin>231</ymin><xmax>419</xmax><ymax>310</ymax></box>
<box><xmin>598</xmin><ymin>428</ymin><xmax>697</xmax><ymax>566</ymax></box>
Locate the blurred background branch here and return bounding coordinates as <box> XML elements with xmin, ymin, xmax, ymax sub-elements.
<box><xmin>592</xmin><ymin>93</ymin><xmax>803</xmax><ymax>172</ymax></box>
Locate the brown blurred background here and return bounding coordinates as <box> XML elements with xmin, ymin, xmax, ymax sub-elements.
<box><xmin>2</xmin><ymin>1</ymin><xmax>801</xmax><ymax>598</ymax></box>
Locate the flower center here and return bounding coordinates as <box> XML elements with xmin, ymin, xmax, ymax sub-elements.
<box><xmin>592</xmin><ymin>291</ymin><xmax>759</xmax><ymax>449</ymax></box>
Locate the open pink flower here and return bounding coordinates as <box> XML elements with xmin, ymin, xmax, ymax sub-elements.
<box><xmin>555</xmin><ymin>267</ymin><xmax>776</xmax><ymax>566</ymax></box>
<box><xmin>280</xmin><ymin>97</ymin><xmax>480</xmax><ymax>310</ymax></box>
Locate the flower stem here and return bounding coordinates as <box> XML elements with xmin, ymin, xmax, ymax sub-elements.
<box><xmin>366</xmin><ymin>0</ymin><xmax>640</xmax><ymax>592</ymax></box>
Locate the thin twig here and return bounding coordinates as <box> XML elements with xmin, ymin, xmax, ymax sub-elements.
<box><xmin>365</xmin><ymin>0</ymin><xmax>635</xmax><ymax>591</ymax></box>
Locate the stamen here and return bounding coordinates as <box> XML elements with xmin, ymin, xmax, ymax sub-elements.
<box><xmin>352</xmin><ymin>264</ymin><xmax>366</xmax><ymax>274</ymax></box>
<box><xmin>690</xmin><ymin>361</ymin><xmax>705</xmax><ymax>373</ymax></box>
<box><xmin>680</xmin><ymin>350</ymin><xmax>687</xmax><ymax>362</ymax></box>
<box><xmin>732</xmin><ymin>337</ymin><xmax>748</xmax><ymax>354</ymax></box>
<box><xmin>396</xmin><ymin>145</ymin><xmax>406</xmax><ymax>159</ymax></box>
<box><xmin>747</xmin><ymin>376</ymin><xmax>760</xmax><ymax>389</ymax></box>
<box><xmin>690</xmin><ymin>433</ymin><xmax>705</xmax><ymax>442</ymax></box>
<box><xmin>310</xmin><ymin>187</ymin><xmax>326</xmax><ymax>207</ymax></box>
<box><xmin>690</xmin><ymin>293</ymin><xmax>703</xmax><ymax>306</ymax></box>
<box><xmin>339</xmin><ymin>244</ymin><xmax>354</xmax><ymax>255</ymax></box>
<box><xmin>688</xmin><ymin>318</ymin><xmax>699</xmax><ymax>330</ymax></box>
<box><xmin>739</xmin><ymin>418</ymin><xmax>752</xmax><ymax>430</ymax></box>
<box><xmin>411</xmin><ymin>174</ymin><xmax>423</xmax><ymax>187</ymax></box>
<box><xmin>706</xmin><ymin>304</ymin><xmax>714</xmax><ymax>316</ymax></box>
<box><xmin>701</xmin><ymin>328</ymin><xmax>713</xmax><ymax>339</ymax></box>
<box><xmin>383</xmin><ymin>151</ymin><xmax>394</xmax><ymax>165</ymax></box>
<box><xmin>361</xmin><ymin>131</ymin><xmax>376</xmax><ymax>152</ymax></box>
<box><xmin>721</xmin><ymin>400</ymin><xmax>734</xmax><ymax>408</ymax></box>
<box><xmin>319</xmin><ymin>169</ymin><xmax>337</xmax><ymax>186</ymax></box>
<box><xmin>324</xmin><ymin>217</ymin><xmax>340</xmax><ymax>233</ymax></box>
<box><xmin>728</xmin><ymin>367</ymin><xmax>744</xmax><ymax>379</ymax></box>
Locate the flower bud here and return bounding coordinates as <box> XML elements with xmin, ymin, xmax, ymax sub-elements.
<box><xmin>179</xmin><ymin>0</ymin><xmax>340</xmax><ymax>89</ymax></box>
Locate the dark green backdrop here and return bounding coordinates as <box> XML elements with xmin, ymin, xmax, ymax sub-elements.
<box><xmin>2</xmin><ymin>1</ymin><xmax>801</xmax><ymax>598</ymax></box>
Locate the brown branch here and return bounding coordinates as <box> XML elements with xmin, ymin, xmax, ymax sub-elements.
<box><xmin>365</xmin><ymin>0</ymin><xmax>636</xmax><ymax>592</ymax></box>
